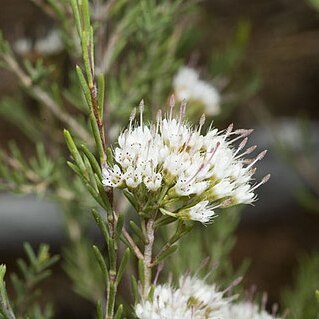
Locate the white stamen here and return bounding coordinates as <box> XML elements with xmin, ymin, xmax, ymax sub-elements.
<box><xmin>139</xmin><ymin>99</ymin><xmax>144</xmax><ymax>126</ymax></box>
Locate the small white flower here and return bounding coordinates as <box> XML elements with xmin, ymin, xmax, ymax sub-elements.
<box><xmin>102</xmin><ymin>164</ymin><xmax>124</xmax><ymax>188</ymax></box>
<box><xmin>173</xmin><ymin>66</ymin><xmax>221</xmax><ymax>116</ymax></box>
<box><xmin>178</xmin><ymin>201</ymin><xmax>215</xmax><ymax>224</ymax></box>
<box><xmin>102</xmin><ymin>101</ymin><xmax>269</xmax><ymax>224</ymax></box>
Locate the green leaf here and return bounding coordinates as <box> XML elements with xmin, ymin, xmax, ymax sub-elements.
<box><xmin>83</xmin><ymin>156</ymin><xmax>97</xmax><ymax>190</ymax></box>
<box><xmin>76</xmin><ymin>65</ymin><xmax>92</xmax><ymax>109</ymax></box>
<box><xmin>89</xmin><ymin>114</ymin><xmax>105</xmax><ymax>163</ymax></box>
<box><xmin>80</xmin><ymin>31</ymin><xmax>93</xmax><ymax>87</ymax></box>
<box><xmin>96</xmin><ymin>300</ymin><xmax>103</xmax><ymax>319</ymax></box>
<box><xmin>23</xmin><ymin>243</ymin><xmax>38</xmax><ymax>267</ymax></box>
<box><xmin>92</xmin><ymin>209</ymin><xmax>109</xmax><ymax>242</ymax></box>
<box><xmin>70</xmin><ymin>0</ymin><xmax>82</xmax><ymax>36</ymax></box>
<box><xmin>129</xmin><ymin>220</ymin><xmax>146</xmax><ymax>243</ymax></box>
<box><xmin>96</xmin><ymin>179</ymin><xmax>112</xmax><ymax>213</ymax></box>
<box><xmin>138</xmin><ymin>259</ymin><xmax>144</xmax><ymax>287</ymax></box>
<box><xmin>115</xmin><ymin>214</ymin><xmax>125</xmax><ymax>240</ymax></box>
<box><xmin>107</xmin><ymin>238</ymin><xmax>116</xmax><ymax>272</ymax></box>
<box><xmin>116</xmin><ymin>248</ymin><xmax>130</xmax><ymax>285</ymax></box>
<box><xmin>130</xmin><ymin>275</ymin><xmax>139</xmax><ymax>304</ymax></box>
<box><xmin>0</xmin><ymin>265</ymin><xmax>6</xmax><ymax>281</ymax></box>
<box><xmin>67</xmin><ymin>161</ymin><xmax>85</xmax><ymax>183</ymax></box>
<box><xmin>114</xmin><ymin>305</ymin><xmax>123</xmax><ymax>319</ymax></box>
<box><xmin>153</xmin><ymin>245</ymin><xmax>178</xmax><ymax>266</ymax></box>
<box><xmin>92</xmin><ymin>245</ymin><xmax>109</xmax><ymax>285</ymax></box>
<box><xmin>97</xmin><ymin>74</ymin><xmax>105</xmax><ymax>118</ymax></box>
<box><xmin>123</xmin><ymin>190</ymin><xmax>138</xmax><ymax>211</ymax></box>
<box><xmin>64</xmin><ymin>129</ymin><xmax>86</xmax><ymax>173</ymax></box>
<box><xmin>80</xmin><ymin>144</ymin><xmax>102</xmax><ymax>180</ymax></box>
<box><xmin>106</xmin><ymin>147</ymin><xmax>114</xmax><ymax>166</ymax></box>
<box><xmin>85</xmin><ymin>182</ymin><xmax>106</xmax><ymax>208</ymax></box>
<box><xmin>80</xmin><ymin>0</ymin><xmax>91</xmax><ymax>35</ymax></box>
<box><xmin>155</xmin><ymin>215</ymin><xmax>176</xmax><ymax>228</ymax></box>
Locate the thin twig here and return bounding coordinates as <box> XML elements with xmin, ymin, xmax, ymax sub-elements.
<box><xmin>2</xmin><ymin>54</ymin><xmax>92</xmax><ymax>143</ymax></box>
<box><xmin>143</xmin><ymin>218</ymin><xmax>155</xmax><ymax>298</ymax></box>
<box><xmin>122</xmin><ymin>227</ymin><xmax>144</xmax><ymax>260</ymax></box>
<box><xmin>99</xmin><ymin>29</ymin><xmax>121</xmax><ymax>74</ymax></box>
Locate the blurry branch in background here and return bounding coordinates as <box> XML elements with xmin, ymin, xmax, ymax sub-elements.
<box><xmin>0</xmin><ymin>142</ymin><xmax>56</xmax><ymax>195</ymax></box>
<box><xmin>209</xmin><ymin>19</ymin><xmax>261</xmax><ymax>120</ymax></box>
<box><xmin>0</xmin><ymin>32</ymin><xmax>91</xmax><ymax>143</ymax></box>
<box><xmin>0</xmin><ymin>97</ymin><xmax>42</xmax><ymax>142</ymax></box>
<box><xmin>63</xmin><ymin>239</ymin><xmax>105</xmax><ymax>303</ymax></box>
<box><xmin>0</xmin><ymin>243</ymin><xmax>59</xmax><ymax>319</ymax></box>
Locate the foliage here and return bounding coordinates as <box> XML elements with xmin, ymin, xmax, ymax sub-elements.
<box><xmin>282</xmin><ymin>254</ymin><xmax>319</xmax><ymax>319</ymax></box>
<box><xmin>0</xmin><ymin>243</ymin><xmax>59</xmax><ymax>319</ymax></box>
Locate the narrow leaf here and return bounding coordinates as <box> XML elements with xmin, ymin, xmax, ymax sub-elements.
<box><xmin>116</xmin><ymin>248</ymin><xmax>130</xmax><ymax>285</ymax></box>
<box><xmin>114</xmin><ymin>305</ymin><xmax>123</xmax><ymax>319</ymax></box>
<box><xmin>96</xmin><ymin>300</ymin><xmax>103</xmax><ymax>319</ymax></box>
<box><xmin>90</xmin><ymin>114</ymin><xmax>105</xmax><ymax>163</ymax></box>
<box><xmin>131</xmin><ymin>275</ymin><xmax>139</xmax><ymax>304</ymax></box>
<box><xmin>129</xmin><ymin>220</ymin><xmax>146</xmax><ymax>243</ymax></box>
<box><xmin>76</xmin><ymin>65</ymin><xmax>92</xmax><ymax>109</ymax></box>
<box><xmin>92</xmin><ymin>209</ymin><xmax>109</xmax><ymax>242</ymax></box>
<box><xmin>80</xmin><ymin>144</ymin><xmax>102</xmax><ymax>179</ymax></box>
<box><xmin>153</xmin><ymin>245</ymin><xmax>178</xmax><ymax>266</ymax></box>
<box><xmin>97</xmin><ymin>74</ymin><xmax>105</xmax><ymax>118</ymax></box>
<box><xmin>92</xmin><ymin>245</ymin><xmax>109</xmax><ymax>285</ymax></box>
<box><xmin>64</xmin><ymin>129</ymin><xmax>86</xmax><ymax>173</ymax></box>
<box><xmin>70</xmin><ymin>0</ymin><xmax>82</xmax><ymax>35</ymax></box>
<box><xmin>115</xmin><ymin>214</ymin><xmax>124</xmax><ymax>239</ymax></box>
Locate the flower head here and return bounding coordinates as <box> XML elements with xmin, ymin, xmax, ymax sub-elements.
<box><xmin>173</xmin><ymin>66</ymin><xmax>221</xmax><ymax>116</ymax></box>
<box><xmin>135</xmin><ymin>275</ymin><xmax>230</xmax><ymax>319</ymax></box>
<box><xmin>102</xmin><ymin>100</ymin><xmax>269</xmax><ymax>223</ymax></box>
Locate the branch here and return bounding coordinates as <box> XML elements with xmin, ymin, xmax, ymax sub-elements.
<box><xmin>121</xmin><ymin>227</ymin><xmax>144</xmax><ymax>260</ymax></box>
<box><xmin>2</xmin><ymin>53</ymin><xmax>92</xmax><ymax>143</ymax></box>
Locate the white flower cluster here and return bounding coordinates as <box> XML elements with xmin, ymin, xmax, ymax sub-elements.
<box><xmin>173</xmin><ymin>66</ymin><xmax>221</xmax><ymax>116</ymax></box>
<box><xmin>102</xmin><ymin>101</ymin><xmax>269</xmax><ymax>223</ymax></box>
<box><xmin>135</xmin><ymin>276</ymin><xmax>281</xmax><ymax>319</ymax></box>
<box><xmin>135</xmin><ymin>276</ymin><xmax>228</xmax><ymax>319</ymax></box>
